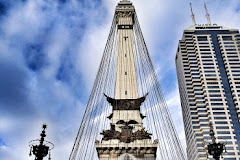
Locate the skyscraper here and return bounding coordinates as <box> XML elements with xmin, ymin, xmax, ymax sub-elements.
<box><xmin>176</xmin><ymin>4</ymin><xmax>240</xmax><ymax>160</ymax></box>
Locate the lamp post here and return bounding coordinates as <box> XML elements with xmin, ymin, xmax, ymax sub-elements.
<box><xmin>28</xmin><ymin>124</ymin><xmax>54</xmax><ymax>160</ymax></box>
<box><xmin>207</xmin><ymin>122</ymin><xmax>226</xmax><ymax>160</ymax></box>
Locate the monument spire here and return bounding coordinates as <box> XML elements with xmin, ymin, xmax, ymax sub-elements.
<box><xmin>69</xmin><ymin>1</ymin><xmax>187</xmax><ymax>159</ymax></box>
<box><xmin>96</xmin><ymin>1</ymin><xmax>158</xmax><ymax>158</ymax></box>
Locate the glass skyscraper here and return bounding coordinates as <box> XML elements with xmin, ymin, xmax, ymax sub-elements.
<box><xmin>176</xmin><ymin>23</ymin><xmax>240</xmax><ymax>159</ymax></box>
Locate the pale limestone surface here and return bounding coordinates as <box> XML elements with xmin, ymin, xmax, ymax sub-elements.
<box><xmin>96</xmin><ymin>1</ymin><xmax>157</xmax><ymax>159</ymax></box>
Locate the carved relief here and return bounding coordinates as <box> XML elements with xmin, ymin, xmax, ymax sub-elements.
<box><xmin>115</xmin><ymin>10</ymin><xmax>135</xmax><ymax>24</ymax></box>
<box><xmin>101</xmin><ymin>125</ymin><xmax>121</xmax><ymax>141</ymax></box>
<box><xmin>116</xmin><ymin>11</ymin><xmax>134</xmax><ymax>18</ymax></box>
<box><xmin>104</xmin><ymin>94</ymin><xmax>147</xmax><ymax>110</ymax></box>
<box><xmin>132</xmin><ymin>128</ymin><xmax>152</xmax><ymax>140</ymax></box>
<box><xmin>96</xmin><ymin>147</ymin><xmax>157</xmax><ymax>157</ymax></box>
<box><xmin>101</xmin><ymin>124</ymin><xmax>152</xmax><ymax>143</ymax></box>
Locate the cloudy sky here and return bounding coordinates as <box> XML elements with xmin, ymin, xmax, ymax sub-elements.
<box><xmin>0</xmin><ymin>0</ymin><xmax>240</xmax><ymax>159</ymax></box>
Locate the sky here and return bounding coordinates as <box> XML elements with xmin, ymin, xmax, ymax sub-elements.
<box><xmin>0</xmin><ymin>0</ymin><xmax>240</xmax><ymax>159</ymax></box>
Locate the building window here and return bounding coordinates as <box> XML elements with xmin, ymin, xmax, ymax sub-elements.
<box><xmin>205</xmin><ymin>74</ymin><xmax>217</xmax><ymax>76</ymax></box>
<box><xmin>226</xmin><ymin>49</ymin><xmax>236</xmax><ymax>51</ymax></box>
<box><xmin>203</xmin><ymin>63</ymin><xmax>214</xmax><ymax>65</ymax></box>
<box><xmin>209</xmin><ymin>90</ymin><xmax>220</xmax><ymax>93</ymax></box>
<box><xmin>201</xmin><ymin>56</ymin><xmax>212</xmax><ymax>58</ymax></box>
<box><xmin>217</xmin><ymin>131</ymin><xmax>230</xmax><ymax>134</ymax></box>
<box><xmin>207</xmin><ymin>82</ymin><xmax>218</xmax><ymax>84</ymax></box>
<box><xmin>212</xmin><ymin>108</ymin><xmax>224</xmax><ymax>110</ymax></box>
<box><xmin>216</xmin><ymin>126</ymin><xmax>229</xmax><ymax>129</ymax></box>
<box><xmin>213</xmin><ymin>112</ymin><xmax>225</xmax><ymax>114</ymax></box>
<box><xmin>225</xmin><ymin>153</ymin><xmax>236</xmax><ymax>156</ymax></box>
<box><xmin>210</xmin><ymin>99</ymin><xmax>222</xmax><ymax>101</ymax></box>
<box><xmin>217</xmin><ymin>136</ymin><xmax>232</xmax><ymax>139</ymax></box>
<box><xmin>214</xmin><ymin>117</ymin><xmax>227</xmax><ymax>119</ymax></box>
<box><xmin>204</xmin><ymin>67</ymin><xmax>215</xmax><ymax>69</ymax></box>
<box><xmin>205</xmin><ymin>71</ymin><xmax>216</xmax><ymax>73</ymax></box>
<box><xmin>209</xmin><ymin>94</ymin><xmax>221</xmax><ymax>97</ymax></box>
<box><xmin>211</xmin><ymin>103</ymin><xmax>224</xmax><ymax>105</ymax></box>
<box><xmin>222</xmin><ymin>36</ymin><xmax>232</xmax><ymax>41</ymax></box>
<box><xmin>198</xmin><ymin>36</ymin><xmax>208</xmax><ymax>41</ymax></box>
<box><xmin>215</xmin><ymin>121</ymin><xmax>228</xmax><ymax>124</ymax></box>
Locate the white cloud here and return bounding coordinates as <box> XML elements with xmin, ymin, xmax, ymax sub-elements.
<box><xmin>1</xmin><ymin>0</ymin><xmax>240</xmax><ymax>159</ymax></box>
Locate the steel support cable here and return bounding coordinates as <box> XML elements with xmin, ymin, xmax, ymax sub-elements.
<box><xmin>87</xmin><ymin>88</ymin><xmax>110</xmax><ymax>158</ymax></box>
<box><xmin>133</xmin><ymin>23</ymin><xmax>166</xmax><ymax>159</ymax></box>
<box><xmin>133</xmin><ymin>27</ymin><xmax>146</xmax><ymax>99</ymax></box>
<box><xmin>93</xmin><ymin>19</ymin><xmax>117</xmax><ymax>158</ymax></box>
<box><xmin>88</xmin><ymin>99</ymin><xmax>106</xmax><ymax>159</ymax></box>
<box><xmin>134</xmin><ymin>30</ymin><xmax>164</xmax><ymax>159</ymax></box>
<box><xmin>152</xmin><ymin>75</ymin><xmax>184</xmax><ymax>159</ymax></box>
<box><xmin>134</xmin><ymin>19</ymin><xmax>169</xmax><ymax>150</ymax></box>
<box><xmin>136</xmin><ymin>32</ymin><xmax>181</xmax><ymax>160</ymax></box>
<box><xmin>135</xmin><ymin>18</ymin><xmax>186</xmax><ymax>159</ymax></box>
<box><xmin>70</xmin><ymin>54</ymin><xmax>103</xmax><ymax>160</ymax></box>
<box><xmin>69</xmin><ymin>18</ymin><xmax>117</xmax><ymax>160</ymax></box>
<box><xmin>70</xmin><ymin>11</ymin><xmax>187</xmax><ymax>160</ymax></box>
<box><xmin>134</xmin><ymin>24</ymin><xmax>170</xmax><ymax>159</ymax></box>
<box><xmin>142</xmin><ymin>50</ymin><xmax>177</xmax><ymax>159</ymax></box>
<box><xmin>134</xmin><ymin>14</ymin><xmax>186</xmax><ymax>159</ymax></box>
<box><xmin>88</xmin><ymin>27</ymin><xmax>118</xmax><ymax>159</ymax></box>
<box><xmin>134</xmin><ymin>24</ymin><xmax>163</xmax><ymax>159</ymax></box>
<box><xmin>81</xmin><ymin>24</ymin><xmax>118</xmax><ymax>159</ymax></box>
<box><xmin>136</xmin><ymin>30</ymin><xmax>176</xmax><ymax>159</ymax></box>
<box><xmin>138</xmin><ymin>31</ymin><xmax>185</xmax><ymax>159</ymax></box>
<box><xmin>77</xmin><ymin>25</ymin><xmax>116</xmax><ymax>159</ymax></box>
<box><xmin>100</xmin><ymin>26</ymin><xmax>117</xmax><ymax>140</ymax></box>
<box><xmin>77</xmin><ymin>56</ymin><xmax>107</xmax><ymax>159</ymax></box>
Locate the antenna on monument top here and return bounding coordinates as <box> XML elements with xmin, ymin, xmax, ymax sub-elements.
<box><xmin>189</xmin><ymin>3</ymin><xmax>196</xmax><ymax>25</ymax></box>
<box><xmin>204</xmin><ymin>3</ymin><xmax>211</xmax><ymax>25</ymax></box>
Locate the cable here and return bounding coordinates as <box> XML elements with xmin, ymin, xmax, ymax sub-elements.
<box><xmin>69</xmin><ymin>8</ymin><xmax>187</xmax><ymax>160</ymax></box>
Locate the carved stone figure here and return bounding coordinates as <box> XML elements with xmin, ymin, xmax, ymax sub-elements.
<box><xmin>132</xmin><ymin>128</ymin><xmax>152</xmax><ymax>140</ymax></box>
<box><xmin>101</xmin><ymin>125</ymin><xmax>121</xmax><ymax>141</ymax></box>
<box><xmin>101</xmin><ymin>124</ymin><xmax>152</xmax><ymax>143</ymax></box>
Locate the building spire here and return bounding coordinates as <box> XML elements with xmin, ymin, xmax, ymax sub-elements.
<box><xmin>204</xmin><ymin>3</ymin><xmax>211</xmax><ymax>25</ymax></box>
<box><xmin>189</xmin><ymin>3</ymin><xmax>196</xmax><ymax>25</ymax></box>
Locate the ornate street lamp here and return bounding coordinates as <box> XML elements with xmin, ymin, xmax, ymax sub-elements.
<box><xmin>207</xmin><ymin>122</ymin><xmax>226</xmax><ymax>160</ymax></box>
<box><xmin>28</xmin><ymin>124</ymin><xmax>54</xmax><ymax>160</ymax></box>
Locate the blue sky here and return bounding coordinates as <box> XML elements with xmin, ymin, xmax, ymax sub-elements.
<box><xmin>0</xmin><ymin>0</ymin><xmax>240</xmax><ymax>159</ymax></box>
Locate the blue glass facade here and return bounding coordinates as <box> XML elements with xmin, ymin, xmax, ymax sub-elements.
<box><xmin>194</xmin><ymin>30</ymin><xmax>240</xmax><ymax>150</ymax></box>
<box><xmin>176</xmin><ymin>25</ymin><xmax>240</xmax><ymax>159</ymax></box>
